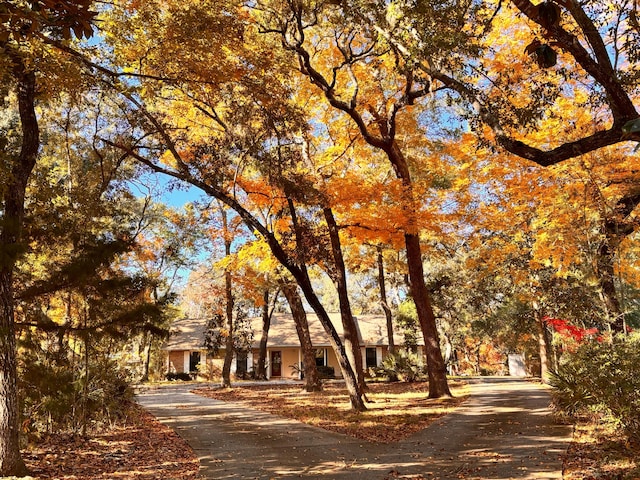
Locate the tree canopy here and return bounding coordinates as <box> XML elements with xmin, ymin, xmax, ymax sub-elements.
<box><xmin>2</xmin><ymin>0</ymin><xmax>640</xmax><ymax>475</ymax></box>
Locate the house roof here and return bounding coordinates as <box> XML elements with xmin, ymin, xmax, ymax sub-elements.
<box><xmin>164</xmin><ymin>317</ymin><xmax>208</xmax><ymax>350</ymax></box>
<box><xmin>163</xmin><ymin>313</ymin><xmax>420</xmax><ymax>351</ymax></box>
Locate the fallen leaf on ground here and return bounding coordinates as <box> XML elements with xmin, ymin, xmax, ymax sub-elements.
<box><xmin>24</xmin><ymin>404</ymin><xmax>200</xmax><ymax>479</ymax></box>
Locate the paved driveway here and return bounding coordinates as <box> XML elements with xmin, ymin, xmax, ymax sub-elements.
<box><xmin>136</xmin><ymin>378</ymin><xmax>571</xmax><ymax>479</ymax></box>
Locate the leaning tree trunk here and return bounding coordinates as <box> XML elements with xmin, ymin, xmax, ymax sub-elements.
<box><xmin>286</xmin><ymin>198</ymin><xmax>366</xmax><ymax>410</ymax></box>
<box><xmin>301</xmin><ymin>278</ymin><xmax>366</xmax><ymax>410</ymax></box>
<box><xmin>281</xmin><ymin>264</ymin><xmax>365</xmax><ymax>409</ymax></box>
<box><xmin>0</xmin><ymin>59</ymin><xmax>38</xmax><ymax>477</ymax></box>
<box><xmin>281</xmin><ymin>282</ymin><xmax>321</xmax><ymax>392</ymax></box>
<box><xmin>114</xmin><ymin>73</ymin><xmax>366</xmax><ymax>408</ymax></box>
<box><xmin>324</xmin><ymin>207</ymin><xmax>366</xmax><ymax>391</ymax></box>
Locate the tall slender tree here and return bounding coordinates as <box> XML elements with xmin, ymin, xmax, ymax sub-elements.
<box><xmin>0</xmin><ymin>49</ymin><xmax>38</xmax><ymax>479</ymax></box>
<box><xmin>0</xmin><ymin>2</ymin><xmax>96</xmax><ymax>473</ymax></box>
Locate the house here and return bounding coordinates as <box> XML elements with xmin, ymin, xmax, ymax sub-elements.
<box><xmin>163</xmin><ymin>313</ymin><xmax>423</xmax><ymax>379</ymax></box>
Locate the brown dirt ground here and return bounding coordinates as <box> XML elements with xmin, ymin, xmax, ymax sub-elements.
<box><xmin>22</xmin><ymin>404</ymin><xmax>200</xmax><ymax>480</ymax></box>
<box><xmin>194</xmin><ymin>380</ymin><xmax>468</xmax><ymax>443</ymax></box>
<box><xmin>562</xmin><ymin>418</ymin><xmax>640</xmax><ymax>480</ymax></box>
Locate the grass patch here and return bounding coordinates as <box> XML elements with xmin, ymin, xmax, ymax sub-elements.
<box><xmin>194</xmin><ymin>380</ymin><xmax>468</xmax><ymax>443</ymax></box>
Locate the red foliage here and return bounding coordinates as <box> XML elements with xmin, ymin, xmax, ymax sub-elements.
<box><xmin>543</xmin><ymin>316</ymin><xmax>601</xmax><ymax>343</ymax></box>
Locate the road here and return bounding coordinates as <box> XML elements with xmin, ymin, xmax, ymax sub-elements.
<box><xmin>136</xmin><ymin>378</ymin><xmax>571</xmax><ymax>479</ymax></box>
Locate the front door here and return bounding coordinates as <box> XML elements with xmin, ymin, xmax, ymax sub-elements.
<box><xmin>271</xmin><ymin>351</ymin><xmax>282</xmax><ymax>377</ymax></box>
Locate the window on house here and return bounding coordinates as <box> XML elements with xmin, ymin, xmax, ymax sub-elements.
<box><xmin>315</xmin><ymin>348</ymin><xmax>326</xmax><ymax>367</ymax></box>
<box><xmin>189</xmin><ymin>351</ymin><xmax>201</xmax><ymax>372</ymax></box>
<box><xmin>236</xmin><ymin>351</ymin><xmax>248</xmax><ymax>376</ymax></box>
<box><xmin>366</xmin><ymin>347</ymin><xmax>377</xmax><ymax>369</ymax></box>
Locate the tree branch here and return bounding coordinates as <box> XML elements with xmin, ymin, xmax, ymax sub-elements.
<box><xmin>509</xmin><ymin>0</ymin><xmax>637</xmax><ymax>122</ymax></box>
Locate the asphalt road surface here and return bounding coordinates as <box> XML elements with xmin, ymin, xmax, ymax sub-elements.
<box><xmin>137</xmin><ymin>377</ymin><xmax>571</xmax><ymax>479</ymax></box>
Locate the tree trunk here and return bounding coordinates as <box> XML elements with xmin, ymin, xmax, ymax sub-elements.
<box><xmin>596</xmin><ymin>240</ymin><xmax>625</xmax><ymax>333</ymax></box>
<box><xmin>405</xmin><ymin>232</ymin><xmax>452</xmax><ymax>397</ymax></box>
<box><xmin>285</xmin><ymin>271</ymin><xmax>365</xmax><ymax>409</ymax></box>
<box><xmin>380</xmin><ymin>136</ymin><xmax>450</xmax><ymax>397</ymax></box>
<box><xmin>593</xmin><ymin>191</ymin><xmax>640</xmax><ymax>334</ymax></box>
<box><xmin>256</xmin><ymin>290</ymin><xmax>271</xmax><ymax>380</ymax></box>
<box><xmin>302</xmin><ymin>280</ymin><xmax>366</xmax><ymax>409</ymax></box>
<box><xmin>323</xmin><ymin>207</ymin><xmax>366</xmax><ymax>391</ymax></box>
<box><xmin>221</xmin><ymin>208</ymin><xmax>234</xmax><ymax>388</ymax></box>
<box><xmin>0</xmin><ymin>59</ymin><xmax>38</xmax><ymax>477</ymax></box>
<box><xmin>283</xmin><ymin>19</ymin><xmax>451</xmax><ymax>398</ymax></box>
<box><xmin>376</xmin><ymin>245</ymin><xmax>395</xmax><ymax>354</ymax></box>
<box><xmin>281</xmin><ymin>282</ymin><xmax>322</xmax><ymax>392</ymax></box>
<box><xmin>286</xmin><ymin>198</ymin><xmax>366</xmax><ymax>410</ymax></box>
<box><xmin>121</xmin><ymin>112</ymin><xmax>367</xmax><ymax>408</ymax></box>
<box><xmin>536</xmin><ymin>311</ymin><xmax>551</xmax><ymax>382</ymax></box>
<box><xmin>81</xmin><ymin>330</ymin><xmax>90</xmax><ymax>437</ymax></box>
<box><xmin>141</xmin><ymin>333</ymin><xmax>152</xmax><ymax>383</ymax></box>
<box><xmin>0</xmin><ymin>274</ymin><xmax>28</xmax><ymax>476</ymax></box>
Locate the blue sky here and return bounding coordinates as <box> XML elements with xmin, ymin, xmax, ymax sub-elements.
<box><xmin>130</xmin><ymin>170</ymin><xmax>205</xmax><ymax>210</ymax></box>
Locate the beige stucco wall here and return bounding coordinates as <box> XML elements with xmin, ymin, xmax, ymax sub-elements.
<box><xmin>167</xmin><ymin>344</ymin><xmax>415</xmax><ymax>380</ymax></box>
<box><xmin>325</xmin><ymin>348</ymin><xmax>342</xmax><ymax>377</ymax></box>
<box><xmin>276</xmin><ymin>348</ymin><xmax>300</xmax><ymax>378</ymax></box>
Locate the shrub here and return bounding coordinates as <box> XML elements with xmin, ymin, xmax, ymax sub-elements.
<box><xmin>20</xmin><ymin>349</ymin><xmax>134</xmax><ymax>436</ymax></box>
<box><xmin>20</xmin><ymin>350</ymin><xmax>77</xmax><ymax>435</ymax></box>
<box><xmin>549</xmin><ymin>333</ymin><xmax>640</xmax><ymax>439</ymax></box>
<box><xmin>81</xmin><ymin>358</ymin><xmax>134</xmax><ymax>425</ymax></box>
<box><xmin>234</xmin><ymin>368</ymin><xmax>256</xmax><ymax>380</ymax></box>
<box><xmin>317</xmin><ymin>365</ymin><xmax>335</xmax><ymax>379</ymax></box>
<box><xmin>375</xmin><ymin>349</ymin><xmax>426</xmax><ymax>382</ymax></box>
<box><xmin>165</xmin><ymin>372</ymin><xmax>194</xmax><ymax>381</ymax></box>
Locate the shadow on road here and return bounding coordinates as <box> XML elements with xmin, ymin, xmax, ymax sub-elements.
<box><xmin>137</xmin><ymin>377</ymin><xmax>571</xmax><ymax>479</ymax></box>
